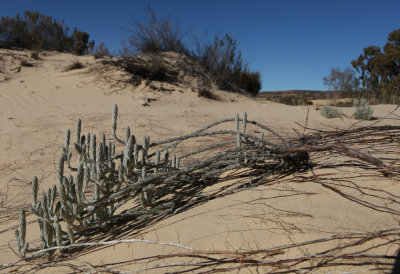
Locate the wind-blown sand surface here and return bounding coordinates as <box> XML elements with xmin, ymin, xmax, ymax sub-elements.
<box><xmin>1</xmin><ymin>49</ymin><xmax>400</xmax><ymax>272</ymax></box>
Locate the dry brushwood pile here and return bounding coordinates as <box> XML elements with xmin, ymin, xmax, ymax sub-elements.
<box><xmin>3</xmin><ymin>105</ymin><xmax>400</xmax><ymax>273</ymax></box>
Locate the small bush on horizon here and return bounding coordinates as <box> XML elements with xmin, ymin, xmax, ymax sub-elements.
<box><xmin>264</xmin><ymin>96</ymin><xmax>313</xmax><ymax>106</ymax></box>
<box><xmin>320</xmin><ymin>106</ymin><xmax>340</xmax><ymax>118</ymax></box>
<box><xmin>354</xmin><ymin>98</ymin><xmax>373</xmax><ymax>120</ymax></box>
<box><xmin>93</xmin><ymin>42</ymin><xmax>111</xmax><ymax>59</ymax></box>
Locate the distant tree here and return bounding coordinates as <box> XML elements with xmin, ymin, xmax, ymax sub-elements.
<box><xmin>70</xmin><ymin>28</ymin><xmax>94</xmax><ymax>55</ymax></box>
<box><xmin>351</xmin><ymin>28</ymin><xmax>400</xmax><ymax>103</ymax></box>
<box><xmin>323</xmin><ymin>67</ymin><xmax>359</xmax><ymax>98</ymax></box>
<box><xmin>93</xmin><ymin>42</ymin><xmax>110</xmax><ymax>58</ymax></box>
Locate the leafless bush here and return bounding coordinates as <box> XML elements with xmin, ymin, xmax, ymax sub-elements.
<box><xmin>197</xmin><ymin>88</ymin><xmax>215</xmax><ymax>99</ymax></box>
<box><xmin>93</xmin><ymin>42</ymin><xmax>110</xmax><ymax>59</ymax></box>
<box><xmin>195</xmin><ymin>78</ymin><xmax>216</xmax><ymax>99</ymax></box>
<box><xmin>123</xmin><ymin>5</ymin><xmax>187</xmax><ymax>54</ymax></box>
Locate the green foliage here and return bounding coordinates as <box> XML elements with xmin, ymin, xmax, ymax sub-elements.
<box><xmin>0</xmin><ymin>11</ymin><xmax>94</xmax><ymax>55</ymax></box>
<box><xmin>354</xmin><ymin>98</ymin><xmax>373</xmax><ymax>120</ymax></box>
<box><xmin>351</xmin><ymin>28</ymin><xmax>400</xmax><ymax>103</ymax></box>
<box><xmin>320</xmin><ymin>106</ymin><xmax>340</xmax><ymax>118</ymax></box>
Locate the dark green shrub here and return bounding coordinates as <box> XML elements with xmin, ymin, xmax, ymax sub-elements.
<box><xmin>0</xmin><ymin>11</ymin><xmax>94</xmax><ymax>55</ymax></box>
<box><xmin>197</xmin><ymin>88</ymin><xmax>216</xmax><ymax>99</ymax></box>
<box><xmin>69</xmin><ymin>28</ymin><xmax>94</xmax><ymax>55</ymax></box>
<box><xmin>123</xmin><ymin>55</ymin><xmax>169</xmax><ymax>81</ymax></box>
<box><xmin>65</xmin><ymin>60</ymin><xmax>84</xmax><ymax>71</ymax></box>
<box><xmin>194</xmin><ymin>34</ymin><xmax>261</xmax><ymax>95</ymax></box>
<box><xmin>237</xmin><ymin>70</ymin><xmax>262</xmax><ymax>95</ymax></box>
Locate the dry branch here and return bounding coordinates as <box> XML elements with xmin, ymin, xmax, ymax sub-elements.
<box><xmin>3</xmin><ymin>105</ymin><xmax>400</xmax><ymax>273</ymax></box>
<box><xmin>285</xmin><ymin>143</ymin><xmax>391</xmax><ymax>176</ymax></box>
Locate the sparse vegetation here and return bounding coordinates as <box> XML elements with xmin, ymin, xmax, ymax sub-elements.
<box><xmin>123</xmin><ymin>6</ymin><xmax>187</xmax><ymax>55</ymax></box>
<box><xmin>320</xmin><ymin>105</ymin><xmax>340</xmax><ymax>118</ymax></box>
<box><xmin>30</xmin><ymin>50</ymin><xmax>40</xmax><ymax>60</ymax></box>
<box><xmin>7</xmin><ymin>105</ymin><xmax>400</xmax><ymax>273</ymax></box>
<box><xmin>262</xmin><ymin>94</ymin><xmax>313</xmax><ymax>106</ymax></box>
<box><xmin>0</xmin><ymin>11</ymin><xmax>94</xmax><ymax>55</ymax></box>
<box><xmin>93</xmin><ymin>42</ymin><xmax>111</xmax><ymax>59</ymax></box>
<box><xmin>197</xmin><ymin>88</ymin><xmax>214</xmax><ymax>99</ymax></box>
<box><xmin>336</xmin><ymin>101</ymin><xmax>354</xmax><ymax>107</ymax></box>
<box><xmin>191</xmin><ymin>33</ymin><xmax>261</xmax><ymax>96</ymax></box>
<box><xmin>195</xmin><ymin>78</ymin><xmax>216</xmax><ymax>99</ymax></box>
<box><xmin>121</xmin><ymin>55</ymin><xmax>171</xmax><ymax>82</ymax></box>
<box><xmin>65</xmin><ymin>60</ymin><xmax>84</xmax><ymax>71</ymax></box>
<box><xmin>123</xmin><ymin>7</ymin><xmax>262</xmax><ymax>95</ymax></box>
<box><xmin>20</xmin><ymin>60</ymin><xmax>34</xmax><ymax>67</ymax></box>
<box><xmin>354</xmin><ymin>98</ymin><xmax>373</xmax><ymax>120</ymax></box>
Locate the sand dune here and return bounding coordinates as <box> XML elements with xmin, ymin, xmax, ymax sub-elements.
<box><xmin>1</xmin><ymin>49</ymin><xmax>399</xmax><ymax>272</ymax></box>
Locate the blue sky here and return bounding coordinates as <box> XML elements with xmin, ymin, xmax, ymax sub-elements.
<box><xmin>2</xmin><ymin>0</ymin><xmax>399</xmax><ymax>91</ymax></box>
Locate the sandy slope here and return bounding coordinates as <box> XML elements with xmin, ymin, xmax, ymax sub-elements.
<box><xmin>1</xmin><ymin>49</ymin><xmax>399</xmax><ymax>272</ymax></box>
